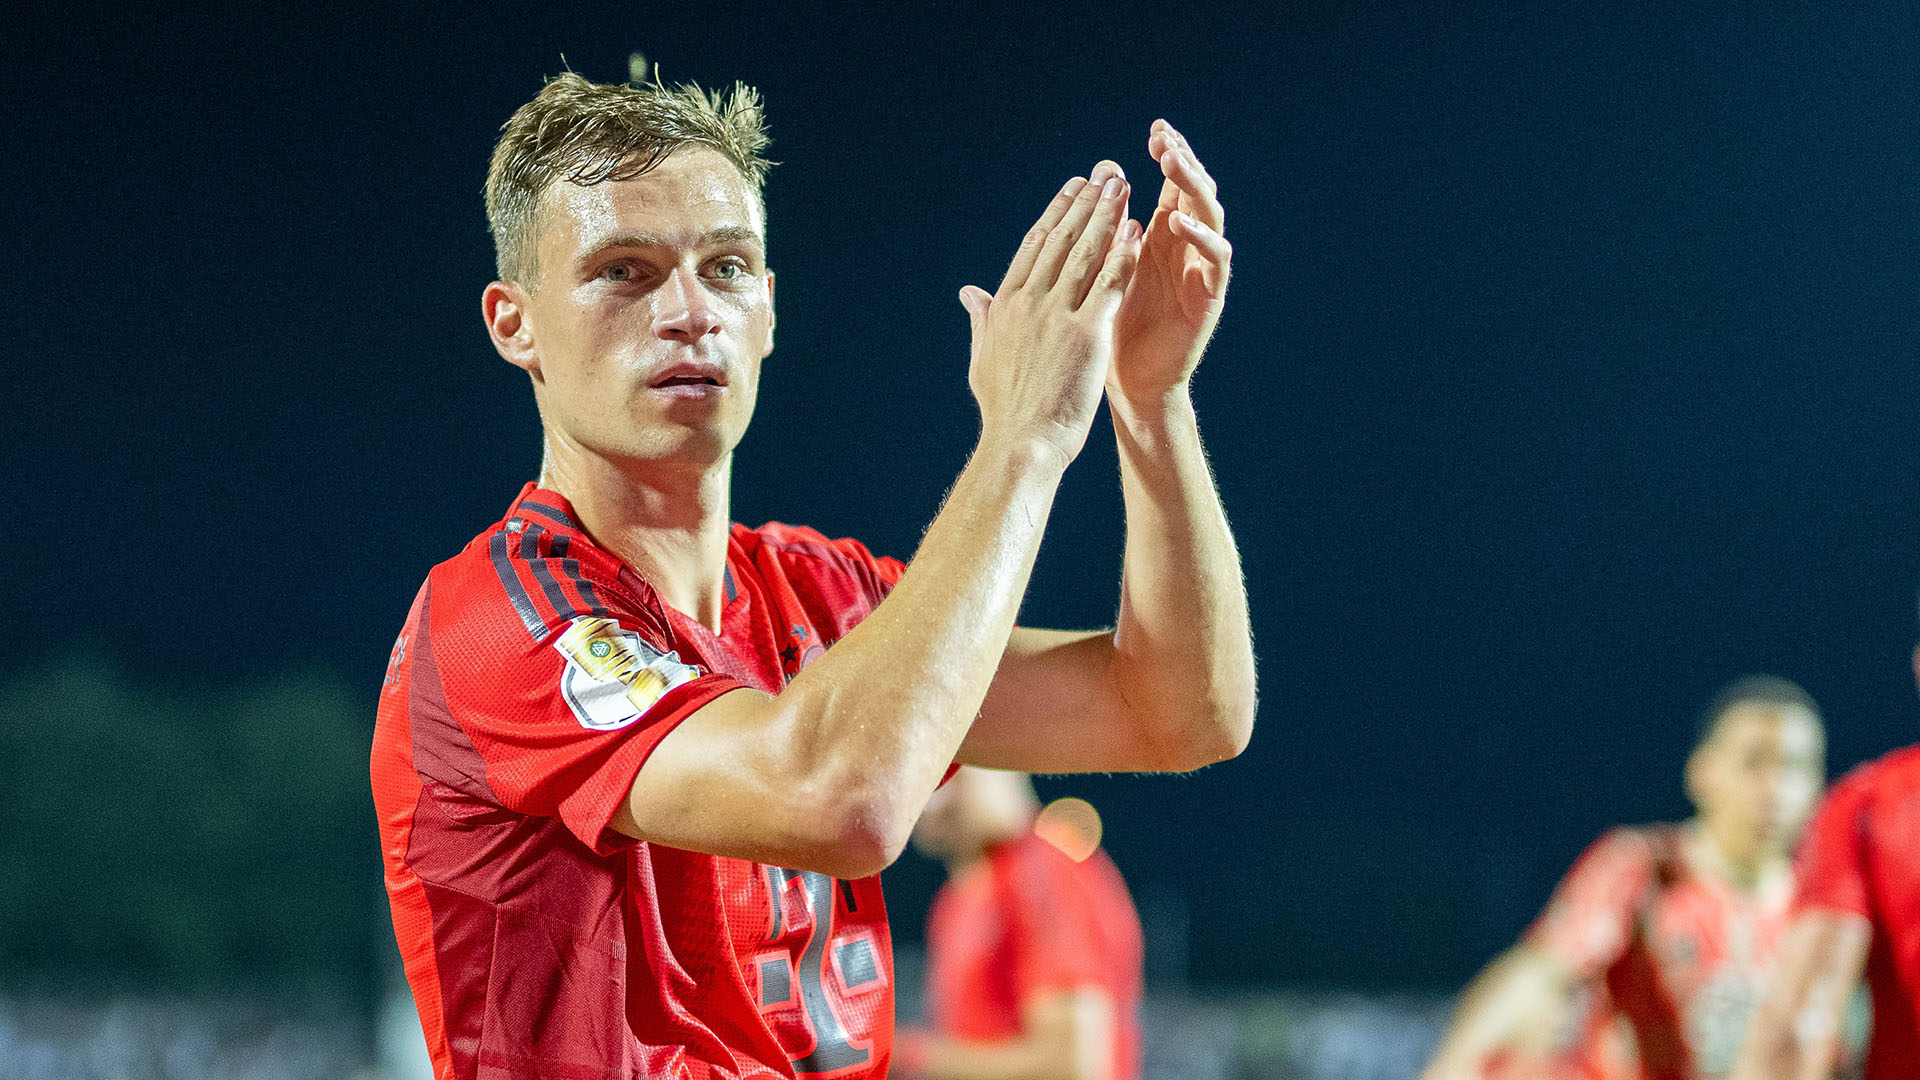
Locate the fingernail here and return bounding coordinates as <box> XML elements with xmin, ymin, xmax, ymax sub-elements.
<box><xmin>1063</xmin><ymin>177</ymin><xmax>1087</xmax><ymax>196</ymax></box>
<box><xmin>1103</xmin><ymin>177</ymin><xmax>1124</xmax><ymax>198</ymax></box>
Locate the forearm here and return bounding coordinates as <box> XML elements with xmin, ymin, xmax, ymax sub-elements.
<box><xmin>909</xmin><ymin>991</ymin><xmax>1110</xmax><ymax>1080</ymax></box>
<box><xmin>1421</xmin><ymin>947</ymin><xmax>1574</xmax><ymax>1080</ymax></box>
<box><xmin>766</xmin><ymin>437</ymin><xmax>1068</xmax><ymax>858</ymax></box>
<box><xmin>1107</xmin><ymin>386</ymin><xmax>1257</xmax><ymax>766</ymax></box>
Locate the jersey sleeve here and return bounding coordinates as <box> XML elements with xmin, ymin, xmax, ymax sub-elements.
<box><xmin>426</xmin><ymin>570</ymin><xmax>747</xmax><ymax>857</ymax></box>
<box><xmin>1524</xmin><ymin>828</ymin><xmax>1657</xmax><ymax>980</ymax></box>
<box><xmin>999</xmin><ymin>838</ymin><xmax>1112</xmax><ymax>998</ymax></box>
<box><xmin>1791</xmin><ymin>765</ymin><xmax>1876</xmax><ymax>920</ymax></box>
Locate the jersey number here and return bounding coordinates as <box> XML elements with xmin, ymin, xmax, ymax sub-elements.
<box><xmin>764</xmin><ymin>867</ymin><xmax>871</xmax><ymax>1076</ymax></box>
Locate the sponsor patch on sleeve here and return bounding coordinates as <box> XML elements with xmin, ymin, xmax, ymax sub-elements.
<box><xmin>552</xmin><ymin>616</ymin><xmax>701</xmax><ymax>731</ymax></box>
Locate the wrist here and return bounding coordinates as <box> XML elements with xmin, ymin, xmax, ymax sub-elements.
<box><xmin>1109</xmin><ymin>381</ymin><xmax>1197</xmax><ymax>431</ymax></box>
<box><xmin>973</xmin><ymin>426</ymin><xmax>1079</xmax><ymax>480</ymax></box>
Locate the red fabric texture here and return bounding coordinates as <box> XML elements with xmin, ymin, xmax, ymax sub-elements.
<box><xmin>371</xmin><ymin>485</ymin><xmax>907</xmax><ymax>1079</ymax></box>
<box><xmin>923</xmin><ymin>829</ymin><xmax>1144</xmax><ymax>1079</ymax></box>
<box><xmin>1791</xmin><ymin>744</ymin><xmax>1920</xmax><ymax>1080</ymax></box>
<box><xmin>1522</xmin><ymin>824</ymin><xmax>1794</xmax><ymax>1080</ymax></box>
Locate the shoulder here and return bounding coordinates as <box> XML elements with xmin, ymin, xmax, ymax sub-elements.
<box><xmin>1550</xmin><ymin>825</ymin><xmax>1668</xmax><ymax>903</ymax></box>
<box><xmin>1808</xmin><ymin>744</ymin><xmax>1920</xmax><ymax>839</ymax></box>
<box><xmin>1576</xmin><ymin>825</ymin><xmax>1665</xmax><ymax>872</ymax></box>
<box><xmin>735</xmin><ymin>521</ymin><xmax>903</xmax><ymax>602</ymax></box>
<box><xmin>1849</xmin><ymin>744</ymin><xmax>1920</xmax><ymax>796</ymax></box>
<box><xmin>430</xmin><ymin>509</ymin><xmax>655</xmax><ymax>648</ymax></box>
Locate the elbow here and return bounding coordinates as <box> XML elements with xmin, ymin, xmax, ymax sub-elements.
<box><xmin>789</xmin><ymin>784</ymin><xmax>916</xmax><ymax>880</ymax></box>
<box><xmin>1159</xmin><ymin>687</ymin><xmax>1257</xmax><ymax>772</ymax></box>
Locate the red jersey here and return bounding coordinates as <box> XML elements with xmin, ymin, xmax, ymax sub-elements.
<box><xmin>923</xmin><ymin>829</ymin><xmax>1144</xmax><ymax>1080</ymax></box>
<box><xmin>1791</xmin><ymin>744</ymin><xmax>1920</xmax><ymax>1080</ymax></box>
<box><xmin>1523</xmin><ymin>824</ymin><xmax>1793</xmax><ymax>1080</ymax></box>
<box><xmin>370</xmin><ymin>485</ymin><xmax>907</xmax><ymax>1080</ymax></box>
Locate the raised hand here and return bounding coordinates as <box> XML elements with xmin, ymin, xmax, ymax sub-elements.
<box><xmin>959</xmin><ymin>163</ymin><xmax>1144</xmax><ymax>466</ymax></box>
<box><xmin>1110</xmin><ymin>120</ymin><xmax>1231</xmax><ymax>405</ymax></box>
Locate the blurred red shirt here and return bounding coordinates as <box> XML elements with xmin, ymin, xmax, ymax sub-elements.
<box><xmin>923</xmin><ymin>828</ymin><xmax>1145</xmax><ymax>1079</ymax></box>
<box><xmin>1790</xmin><ymin>744</ymin><xmax>1920</xmax><ymax>1080</ymax></box>
<box><xmin>1520</xmin><ymin>824</ymin><xmax>1793</xmax><ymax>1080</ymax></box>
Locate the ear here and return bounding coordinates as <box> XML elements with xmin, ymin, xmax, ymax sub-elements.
<box><xmin>762</xmin><ymin>269</ymin><xmax>777</xmax><ymax>358</ymax></box>
<box><xmin>484</xmin><ymin>280</ymin><xmax>540</xmax><ymax>377</ymax></box>
<box><xmin>1683</xmin><ymin>745</ymin><xmax>1708</xmax><ymax>811</ymax></box>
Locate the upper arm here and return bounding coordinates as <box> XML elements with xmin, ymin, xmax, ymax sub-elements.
<box><xmin>1525</xmin><ymin>830</ymin><xmax>1654</xmax><ymax>980</ymax></box>
<box><xmin>606</xmin><ymin>685</ymin><xmax>899</xmax><ymax>877</ymax></box>
<box><xmin>966</xmin><ymin>621</ymin><xmax>1252</xmax><ymax>773</ymax></box>
<box><xmin>960</xmin><ymin>627</ymin><xmax>1145</xmax><ymax>773</ymax></box>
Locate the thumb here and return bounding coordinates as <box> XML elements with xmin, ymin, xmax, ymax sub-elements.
<box><xmin>958</xmin><ymin>285</ymin><xmax>992</xmax><ymax>330</ymax></box>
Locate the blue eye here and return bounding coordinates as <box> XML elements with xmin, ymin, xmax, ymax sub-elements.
<box><xmin>605</xmin><ymin>263</ymin><xmax>633</xmax><ymax>281</ymax></box>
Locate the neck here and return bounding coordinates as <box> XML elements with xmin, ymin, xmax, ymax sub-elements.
<box><xmin>539</xmin><ymin>445</ymin><xmax>734</xmax><ymax>632</ymax></box>
<box><xmin>1689</xmin><ymin>818</ymin><xmax>1778</xmax><ymax>894</ymax></box>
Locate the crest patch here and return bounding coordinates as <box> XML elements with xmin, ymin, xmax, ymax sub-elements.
<box><xmin>552</xmin><ymin>616</ymin><xmax>700</xmax><ymax>730</ymax></box>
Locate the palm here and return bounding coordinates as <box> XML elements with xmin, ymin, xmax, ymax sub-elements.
<box><xmin>1111</xmin><ymin>122</ymin><xmax>1229</xmax><ymax>402</ymax></box>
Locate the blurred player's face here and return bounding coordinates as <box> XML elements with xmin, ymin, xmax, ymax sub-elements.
<box><xmin>500</xmin><ymin>148</ymin><xmax>774</xmax><ymax>471</ymax></box>
<box><xmin>1687</xmin><ymin>702</ymin><xmax>1824</xmax><ymax>870</ymax></box>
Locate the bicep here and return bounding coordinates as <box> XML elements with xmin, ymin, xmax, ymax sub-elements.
<box><xmin>963</xmin><ymin>627</ymin><xmax>1168</xmax><ymax>773</ymax></box>
<box><xmin>608</xmin><ymin>686</ymin><xmax>863</xmax><ymax>872</ymax></box>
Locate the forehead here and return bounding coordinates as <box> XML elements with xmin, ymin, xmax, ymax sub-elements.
<box><xmin>535</xmin><ymin>147</ymin><xmax>765</xmax><ymax>255</ymax></box>
<box><xmin>1707</xmin><ymin>702</ymin><xmax>1824</xmax><ymax>755</ymax></box>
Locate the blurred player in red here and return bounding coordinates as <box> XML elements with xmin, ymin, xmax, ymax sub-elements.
<box><xmin>1729</xmin><ymin>633</ymin><xmax>1920</xmax><ymax>1079</ymax></box>
<box><xmin>897</xmin><ymin>767</ymin><xmax>1144</xmax><ymax>1080</ymax></box>
<box><xmin>1421</xmin><ymin>676</ymin><xmax>1827</xmax><ymax>1080</ymax></box>
<box><xmin>368</xmin><ymin>72</ymin><xmax>1256</xmax><ymax>1080</ymax></box>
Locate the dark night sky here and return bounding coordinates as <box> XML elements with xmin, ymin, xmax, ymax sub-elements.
<box><xmin>10</xmin><ymin>3</ymin><xmax>1920</xmax><ymax>989</ymax></box>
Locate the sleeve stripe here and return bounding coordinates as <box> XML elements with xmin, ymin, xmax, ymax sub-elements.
<box><xmin>519</xmin><ymin>527</ymin><xmax>578</xmax><ymax>622</ymax></box>
<box><xmin>557</xmin><ymin>556</ymin><xmax>612</xmax><ymax>617</ymax></box>
<box><xmin>518</xmin><ymin>500</ymin><xmax>577</xmax><ymax>529</ymax></box>
<box><xmin>488</xmin><ymin>530</ymin><xmax>547</xmax><ymax>638</ymax></box>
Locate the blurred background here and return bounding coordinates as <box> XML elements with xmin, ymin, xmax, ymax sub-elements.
<box><xmin>6</xmin><ymin>2</ymin><xmax>1920</xmax><ymax>1076</ymax></box>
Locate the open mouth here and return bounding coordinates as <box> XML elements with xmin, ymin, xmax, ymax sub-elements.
<box><xmin>654</xmin><ymin>374</ymin><xmax>722</xmax><ymax>388</ymax></box>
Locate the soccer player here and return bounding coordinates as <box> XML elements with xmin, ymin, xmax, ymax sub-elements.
<box><xmin>898</xmin><ymin>768</ymin><xmax>1144</xmax><ymax>1080</ymax></box>
<box><xmin>1419</xmin><ymin>676</ymin><xmax>1827</xmax><ymax>1080</ymax></box>
<box><xmin>368</xmin><ymin>72</ymin><xmax>1255</xmax><ymax>1080</ymax></box>
<box><xmin>1728</xmin><ymin>654</ymin><xmax>1920</xmax><ymax>1078</ymax></box>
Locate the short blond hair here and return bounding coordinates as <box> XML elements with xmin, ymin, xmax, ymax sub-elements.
<box><xmin>485</xmin><ymin>72</ymin><xmax>773</xmax><ymax>287</ymax></box>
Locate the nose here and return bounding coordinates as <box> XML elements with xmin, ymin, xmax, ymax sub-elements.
<box><xmin>654</xmin><ymin>265</ymin><xmax>722</xmax><ymax>343</ymax></box>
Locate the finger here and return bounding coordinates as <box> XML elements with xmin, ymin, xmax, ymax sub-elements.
<box><xmin>1001</xmin><ymin>176</ymin><xmax>1088</xmax><ymax>291</ymax></box>
<box><xmin>1162</xmin><ymin>144</ymin><xmax>1224</xmax><ymax>230</ymax></box>
<box><xmin>958</xmin><ymin>284</ymin><xmax>993</xmax><ymax>362</ymax></box>
<box><xmin>1060</xmin><ymin>178</ymin><xmax>1132</xmax><ymax>308</ymax></box>
<box><xmin>1170</xmin><ymin>210</ymin><xmax>1233</xmax><ymax>288</ymax></box>
<box><xmin>958</xmin><ymin>285</ymin><xmax>993</xmax><ymax>329</ymax></box>
<box><xmin>1081</xmin><ymin>216</ymin><xmax>1145</xmax><ymax>319</ymax></box>
<box><xmin>1026</xmin><ymin>170</ymin><xmax>1115</xmax><ymax>291</ymax></box>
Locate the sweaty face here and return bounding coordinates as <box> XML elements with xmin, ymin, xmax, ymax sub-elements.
<box><xmin>518</xmin><ymin>148</ymin><xmax>772</xmax><ymax>470</ymax></box>
<box><xmin>1689</xmin><ymin>703</ymin><xmax>1825</xmax><ymax>866</ymax></box>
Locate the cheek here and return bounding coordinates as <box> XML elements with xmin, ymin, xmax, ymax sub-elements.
<box><xmin>1778</xmin><ymin>773</ymin><xmax>1819</xmax><ymax>817</ymax></box>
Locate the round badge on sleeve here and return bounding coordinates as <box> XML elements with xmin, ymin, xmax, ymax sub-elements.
<box><xmin>552</xmin><ymin>616</ymin><xmax>701</xmax><ymax>730</ymax></box>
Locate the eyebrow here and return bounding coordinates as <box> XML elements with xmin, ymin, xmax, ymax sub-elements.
<box><xmin>578</xmin><ymin>226</ymin><xmax>766</xmax><ymax>266</ymax></box>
